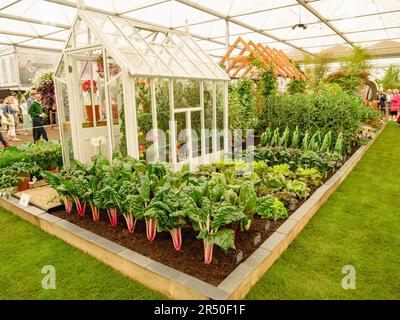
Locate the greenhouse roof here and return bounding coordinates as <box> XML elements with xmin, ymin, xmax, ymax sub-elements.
<box><xmin>0</xmin><ymin>0</ymin><xmax>399</xmax><ymax>61</ymax></box>
<box><xmin>71</xmin><ymin>10</ymin><xmax>229</xmax><ymax>80</ymax></box>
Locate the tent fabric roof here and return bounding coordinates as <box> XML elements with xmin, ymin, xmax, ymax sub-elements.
<box><xmin>0</xmin><ymin>0</ymin><xmax>399</xmax><ymax>61</ymax></box>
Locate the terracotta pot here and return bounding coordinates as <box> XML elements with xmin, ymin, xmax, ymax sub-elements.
<box><xmin>111</xmin><ymin>104</ymin><xmax>119</xmax><ymax>121</ymax></box>
<box><xmin>17</xmin><ymin>173</ymin><xmax>30</xmax><ymax>192</ymax></box>
<box><xmin>85</xmin><ymin>105</ymin><xmax>100</xmax><ymax>123</ymax></box>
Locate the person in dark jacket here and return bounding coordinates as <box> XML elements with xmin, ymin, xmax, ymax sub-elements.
<box><xmin>377</xmin><ymin>91</ymin><xmax>386</xmax><ymax>111</ymax></box>
<box><xmin>28</xmin><ymin>93</ymin><xmax>48</xmax><ymax>142</ymax></box>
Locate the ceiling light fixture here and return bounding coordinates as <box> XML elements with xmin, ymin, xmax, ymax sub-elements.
<box><xmin>292</xmin><ymin>4</ymin><xmax>308</xmax><ymax>30</ymax></box>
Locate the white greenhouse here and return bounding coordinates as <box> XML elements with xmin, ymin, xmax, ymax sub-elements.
<box><xmin>54</xmin><ymin>9</ymin><xmax>230</xmax><ymax>170</ymax></box>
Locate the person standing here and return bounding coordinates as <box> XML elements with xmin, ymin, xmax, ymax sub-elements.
<box><xmin>3</xmin><ymin>97</ymin><xmax>21</xmax><ymax>142</ymax></box>
<box><xmin>11</xmin><ymin>93</ymin><xmax>21</xmax><ymax>131</ymax></box>
<box><xmin>390</xmin><ymin>89</ymin><xmax>400</xmax><ymax>120</ymax></box>
<box><xmin>377</xmin><ymin>91</ymin><xmax>386</xmax><ymax>112</ymax></box>
<box><xmin>28</xmin><ymin>93</ymin><xmax>48</xmax><ymax>142</ymax></box>
<box><xmin>19</xmin><ymin>97</ymin><xmax>31</xmax><ymax>136</ymax></box>
<box><xmin>0</xmin><ymin>99</ymin><xmax>11</xmax><ymax>148</ymax></box>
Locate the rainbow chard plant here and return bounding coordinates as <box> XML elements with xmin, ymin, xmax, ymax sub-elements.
<box><xmin>185</xmin><ymin>174</ymin><xmax>245</xmax><ymax>264</ymax></box>
<box><xmin>41</xmin><ymin>171</ymin><xmax>73</xmax><ymax>213</ymax></box>
<box><xmin>70</xmin><ymin>176</ymin><xmax>91</xmax><ymax>217</ymax></box>
<box><xmin>119</xmin><ymin>175</ymin><xmax>151</xmax><ymax>234</ymax></box>
<box><xmin>141</xmin><ymin>163</ymin><xmax>171</xmax><ymax>241</ymax></box>
<box><xmin>94</xmin><ymin>178</ymin><xmax>122</xmax><ymax>227</ymax></box>
<box><xmin>144</xmin><ymin>185</ymin><xmax>191</xmax><ymax>250</ymax></box>
<box><xmin>77</xmin><ymin>155</ymin><xmax>111</xmax><ymax>222</ymax></box>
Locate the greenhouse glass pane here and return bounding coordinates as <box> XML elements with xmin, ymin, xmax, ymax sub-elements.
<box><xmin>191</xmin><ymin>111</ymin><xmax>202</xmax><ymax>158</ymax></box>
<box><xmin>175</xmin><ymin>112</ymin><xmax>187</xmax><ymax>162</ymax></box>
<box><xmin>155</xmin><ymin>78</ymin><xmax>171</xmax><ymax>162</ymax></box>
<box><xmin>89</xmin><ymin>14</ymin><xmax>153</xmax><ymax>76</ymax></box>
<box><xmin>216</xmin><ymin>81</ymin><xmax>224</xmax><ymax>152</ymax></box>
<box><xmin>203</xmin><ymin>81</ymin><xmax>213</xmax><ymax>155</ymax></box>
<box><xmin>173</xmin><ymin>80</ymin><xmax>200</xmax><ymax>109</ymax></box>
<box><xmin>135</xmin><ymin>78</ymin><xmax>153</xmax><ymax>160</ymax></box>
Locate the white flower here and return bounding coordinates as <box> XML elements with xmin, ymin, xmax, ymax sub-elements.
<box><xmin>98</xmin><ymin>136</ymin><xmax>107</xmax><ymax>145</ymax></box>
<box><xmin>91</xmin><ymin>137</ymin><xmax>100</xmax><ymax>147</ymax></box>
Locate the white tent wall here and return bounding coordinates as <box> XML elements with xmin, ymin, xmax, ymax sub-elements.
<box><xmin>0</xmin><ymin>45</ymin><xmax>60</xmax><ymax>89</ymax></box>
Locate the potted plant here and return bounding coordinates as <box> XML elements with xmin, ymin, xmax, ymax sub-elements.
<box><xmin>82</xmin><ymin>80</ymin><xmax>99</xmax><ymax>123</ymax></box>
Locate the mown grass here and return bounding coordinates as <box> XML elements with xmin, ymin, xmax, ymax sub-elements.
<box><xmin>246</xmin><ymin>122</ymin><xmax>400</xmax><ymax>299</ymax></box>
<box><xmin>0</xmin><ymin>210</ymin><xmax>164</xmax><ymax>299</ymax></box>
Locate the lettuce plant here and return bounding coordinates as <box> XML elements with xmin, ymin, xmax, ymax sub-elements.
<box><xmin>256</xmin><ymin>195</ymin><xmax>288</xmax><ymax>220</ymax></box>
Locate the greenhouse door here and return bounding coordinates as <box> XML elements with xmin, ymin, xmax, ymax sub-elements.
<box><xmin>174</xmin><ymin>108</ymin><xmax>204</xmax><ymax>170</ymax></box>
<box><xmin>65</xmin><ymin>47</ymin><xmax>115</xmax><ymax>163</ymax></box>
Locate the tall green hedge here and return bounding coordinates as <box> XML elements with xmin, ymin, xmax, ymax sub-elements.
<box><xmin>255</xmin><ymin>90</ymin><xmax>381</xmax><ymax>152</ymax></box>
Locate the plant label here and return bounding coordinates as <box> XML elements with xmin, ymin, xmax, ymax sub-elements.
<box><xmin>253</xmin><ymin>232</ymin><xmax>261</xmax><ymax>246</ymax></box>
<box><xmin>19</xmin><ymin>193</ymin><xmax>30</xmax><ymax>208</ymax></box>
<box><xmin>265</xmin><ymin>221</ymin><xmax>271</xmax><ymax>232</ymax></box>
<box><xmin>235</xmin><ymin>250</ymin><xmax>243</xmax><ymax>264</ymax></box>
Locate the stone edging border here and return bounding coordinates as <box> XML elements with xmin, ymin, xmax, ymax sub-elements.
<box><xmin>0</xmin><ymin>124</ymin><xmax>386</xmax><ymax>300</ymax></box>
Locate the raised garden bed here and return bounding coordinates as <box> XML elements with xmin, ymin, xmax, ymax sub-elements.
<box><xmin>0</xmin><ymin>125</ymin><xmax>385</xmax><ymax>299</ymax></box>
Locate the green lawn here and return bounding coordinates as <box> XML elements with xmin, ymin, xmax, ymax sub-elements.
<box><xmin>0</xmin><ymin>210</ymin><xmax>163</xmax><ymax>299</ymax></box>
<box><xmin>1</xmin><ymin>123</ymin><xmax>399</xmax><ymax>300</ymax></box>
<box><xmin>246</xmin><ymin>122</ymin><xmax>400</xmax><ymax>299</ymax></box>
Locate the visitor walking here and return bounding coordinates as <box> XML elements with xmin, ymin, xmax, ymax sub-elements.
<box><xmin>19</xmin><ymin>97</ymin><xmax>31</xmax><ymax>135</ymax></box>
<box><xmin>28</xmin><ymin>93</ymin><xmax>48</xmax><ymax>142</ymax></box>
<box><xmin>390</xmin><ymin>89</ymin><xmax>400</xmax><ymax>120</ymax></box>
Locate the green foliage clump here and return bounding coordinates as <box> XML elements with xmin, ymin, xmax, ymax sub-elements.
<box><xmin>255</xmin><ymin>88</ymin><xmax>377</xmax><ymax>152</ymax></box>
<box><xmin>228</xmin><ymin>78</ymin><xmax>256</xmax><ymax>132</ymax></box>
<box><xmin>381</xmin><ymin>65</ymin><xmax>400</xmax><ymax>90</ymax></box>
<box><xmin>287</xmin><ymin>79</ymin><xmax>307</xmax><ymax>94</ymax></box>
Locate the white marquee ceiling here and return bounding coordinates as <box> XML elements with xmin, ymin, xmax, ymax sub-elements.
<box><xmin>0</xmin><ymin>0</ymin><xmax>399</xmax><ymax>60</ymax></box>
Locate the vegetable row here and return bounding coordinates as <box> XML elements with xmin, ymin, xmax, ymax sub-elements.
<box><xmin>43</xmin><ymin>155</ymin><xmax>326</xmax><ymax>264</ymax></box>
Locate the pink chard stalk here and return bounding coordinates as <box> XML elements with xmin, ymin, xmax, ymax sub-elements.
<box><xmin>64</xmin><ymin>195</ymin><xmax>73</xmax><ymax>213</ymax></box>
<box><xmin>145</xmin><ymin>218</ymin><xmax>157</xmax><ymax>241</ymax></box>
<box><xmin>73</xmin><ymin>196</ymin><xmax>86</xmax><ymax>217</ymax></box>
<box><xmin>169</xmin><ymin>228</ymin><xmax>182</xmax><ymax>251</ymax></box>
<box><xmin>90</xmin><ymin>203</ymin><xmax>100</xmax><ymax>222</ymax></box>
<box><xmin>123</xmin><ymin>213</ymin><xmax>137</xmax><ymax>234</ymax></box>
<box><xmin>107</xmin><ymin>208</ymin><xmax>118</xmax><ymax>227</ymax></box>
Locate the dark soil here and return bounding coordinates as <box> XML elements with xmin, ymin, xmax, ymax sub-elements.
<box><xmin>52</xmin><ymin>208</ymin><xmax>284</xmax><ymax>286</ymax></box>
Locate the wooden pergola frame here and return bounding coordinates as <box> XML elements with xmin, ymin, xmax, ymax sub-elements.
<box><xmin>219</xmin><ymin>37</ymin><xmax>306</xmax><ymax>81</ymax></box>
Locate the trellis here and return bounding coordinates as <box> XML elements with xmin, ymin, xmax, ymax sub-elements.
<box><xmin>219</xmin><ymin>37</ymin><xmax>306</xmax><ymax>81</ymax></box>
